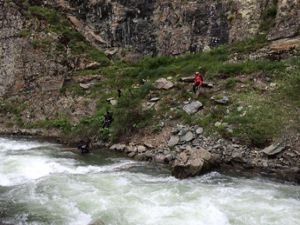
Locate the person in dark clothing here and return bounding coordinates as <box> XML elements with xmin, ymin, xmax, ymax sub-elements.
<box><xmin>117</xmin><ymin>89</ymin><xmax>122</xmax><ymax>98</ymax></box>
<box><xmin>102</xmin><ymin>111</ymin><xmax>113</xmax><ymax>128</ymax></box>
<box><xmin>77</xmin><ymin>138</ymin><xmax>90</xmax><ymax>154</ymax></box>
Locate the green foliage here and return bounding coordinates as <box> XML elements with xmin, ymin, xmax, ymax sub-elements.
<box><xmin>224</xmin><ymin>102</ymin><xmax>282</xmax><ymax>147</ymax></box>
<box><xmin>111</xmin><ymin>83</ymin><xmax>154</xmax><ymax>141</ymax></box>
<box><xmin>225</xmin><ymin>77</ymin><xmax>237</xmax><ymax>89</ymax></box>
<box><xmin>60</xmin><ymin>83</ymin><xmax>85</xmax><ymax>96</ymax></box>
<box><xmin>28</xmin><ymin>117</ymin><xmax>71</xmax><ymax>132</ymax></box>
<box><xmin>31</xmin><ymin>39</ymin><xmax>50</xmax><ymax>49</ymax></box>
<box><xmin>229</xmin><ymin>35</ymin><xmax>268</xmax><ymax>53</ymax></box>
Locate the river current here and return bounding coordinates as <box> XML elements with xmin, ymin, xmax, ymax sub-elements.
<box><xmin>0</xmin><ymin>137</ymin><xmax>299</xmax><ymax>225</ymax></box>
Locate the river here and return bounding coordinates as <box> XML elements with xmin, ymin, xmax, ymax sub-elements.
<box><xmin>0</xmin><ymin>137</ymin><xmax>299</xmax><ymax>225</ymax></box>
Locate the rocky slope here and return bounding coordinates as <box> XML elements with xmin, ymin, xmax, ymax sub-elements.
<box><xmin>0</xmin><ymin>0</ymin><xmax>300</xmax><ymax>182</ymax></box>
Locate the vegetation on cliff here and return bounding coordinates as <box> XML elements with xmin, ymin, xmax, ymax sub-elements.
<box><xmin>1</xmin><ymin>1</ymin><xmax>299</xmax><ymax>148</ymax></box>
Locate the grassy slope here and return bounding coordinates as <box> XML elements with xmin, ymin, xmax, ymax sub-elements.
<box><xmin>2</xmin><ymin>2</ymin><xmax>300</xmax><ymax>146</ymax></box>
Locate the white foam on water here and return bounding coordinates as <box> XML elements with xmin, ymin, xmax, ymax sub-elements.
<box><xmin>1</xmin><ymin>137</ymin><xmax>300</xmax><ymax>225</ymax></box>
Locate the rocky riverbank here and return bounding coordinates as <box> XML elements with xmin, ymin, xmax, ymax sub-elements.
<box><xmin>109</xmin><ymin>124</ymin><xmax>300</xmax><ymax>183</ymax></box>
<box><xmin>0</xmin><ymin>123</ymin><xmax>299</xmax><ymax>183</ymax></box>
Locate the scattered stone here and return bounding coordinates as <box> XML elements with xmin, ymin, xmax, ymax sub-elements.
<box><xmin>144</xmin><ymin>142</ymin><xmax>154</xmax><ymax>149</ymax></box>
<box><xmin>149</xmin><ymin>97</ymin><xmax>160</xmax><ymax>102</ymax></box>
<box><xmin>128</xmin><ymin>152</ymin><xmax>136</xmax><ymax>158</ymax></box>
<box><xmin>137</xmin><ymin>145</ymin><xmax>147</xmax><ymax>153</ymax></box>
<box><xmin>154</xmin><ymin>78</ymin><xmax>174</xmax><ymax>90</ymax></box>
<box><xmin>168</xmin><ymin>135</ymin><xmax>180</xmax><ymax>147</ymax></box>
<box><xmin>214</xmin><ymin>96</ymin><xmax>229</xmax><ymax>105</ymax></box>
<box><xmin>172</xmin><ymin>147</ymin><xmax>216</xmax><ymax>179</ymax></box>
<box><xmin>180</xmin><ymin>76</ymin><xmax>194</xmax><ymax>82</ymax></box>
<box><xmin>110</xmin><ymin>144</ymin><xmax>126</xmax><ymax>151</ymax></box>
<box><xmin>110</xmin><ymin>100</ymin><xmax>118</xmax><ymax>106</ymax></box>
<box><xmin>180</xmin><ymin>131</ymin><xmax>194</xmax><ymax>142</ymax></box>
<box><xmin>196</xmin><ymin>127</ymin><xmax>204</xmax><ymax>135</ymax></box>
<box><xmin>183</xmin><ymin>101</ymin><xmax>203</xmax><ymax>114</ymax></box>
<box><xmin>85</xmin><ymin>62</ymin><xmax>101</xmax><ymax>70</ymax></box>
<box><xmin>214</xmin><ymin>121</ymin><xmax>222</xmax><ymax>127</ymax></box>
<box><xmin>263</xmin><ymin>143</ymin><xmax>287</xmax><ymax>156</ymax></box>
<box><xmin>79</xmin><ymin>83</ymin><xmax>93</xmax><ymax>90</ymax></box>
<box><xmin>154</xmin><ymin>154</ymin><xmax>168</xmax><ymax>164</ymax></box>
<box><xmin>106</xmin><ymin>98</ymin><xmax>118</xmax><ymax>106</ymax></box>
<box><xmin>237</xmin><ymin>106</ymin><xmax>244</xmax><ymax>112</ymax></box>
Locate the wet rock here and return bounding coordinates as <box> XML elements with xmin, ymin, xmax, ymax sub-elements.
<box><xmin>168</xmin><ymin>135</ymin><xmax>180</xmax><ymax>147</ymax></box>
<box><xmin>154</xmin><ymin>78</ymin><xmax>174</xmax><ymax>90</ymax></box>
<box><xmin>180</xmin><ymin>131</ymin><xmax>194</xmax><ymax>143</ymax></box>
<box><xmin>128</xmin><ymin>152</ymin><xmax>136</xmax><ymax>158</ymax></box>
<box><xmin>183</xmin><ymin>101</ymin><xmax>203</xmax><ymax>114</ymax></box>
<box><xmin>154</xmin><ymin>154</ymin><xmax>168</xmax><ymax>164</ymax></box>
<box><xmin>110</xmin><ymin>144</ymin><xmax>127</xmax><ymax>151</ymax></box>
<box><xmin>172</xmin><ymin>147</ymin><xmax>215</xmax><ymax>179</ymax></box>
<box><xmin>263</xmin><ymin>143</ymin><xmax>287</xmax><ymax>156</ymax></box>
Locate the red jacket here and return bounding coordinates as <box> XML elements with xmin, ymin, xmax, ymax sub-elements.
<box><xmin>195</xmin><ymin>74</ymin><xmax>203</xmax><ymax>85</ymax></box>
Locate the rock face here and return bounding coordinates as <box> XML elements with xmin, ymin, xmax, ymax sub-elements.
<box><xmin>55</xmin><ymin>0</ymin><xmax>298</xmax><ymax>55</ymax></box>
<box><xmin>268</xmin><ymin>0</ymin><xmax>300</xmax><ymax>41</ymax></box>
<box><xmin>172</xmin><ymin>147</ymin><xmax>215</xmax><ymax>179</ymax></box>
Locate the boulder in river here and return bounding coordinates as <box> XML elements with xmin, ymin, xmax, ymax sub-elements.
<box><xmin>171</xmin><ymin>147</ymin><xmax>216</xmax><ymax>179</ymax></box>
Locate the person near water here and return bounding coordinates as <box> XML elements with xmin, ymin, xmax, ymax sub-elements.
<box><xmin>102</xmin><ymin>111</ymin><xmax>113</xmax><ymax>128</ymax></box>
<box><xmin>193</xmin><ymin>71</ymin><xmax>203</xmax><ymax>95</ymax></box>
<box><xmin>77</xmin><ymin>138</ymin><xmax>90</xmax><ymax>154</ymax></box>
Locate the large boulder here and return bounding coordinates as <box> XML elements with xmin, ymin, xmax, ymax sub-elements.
<box><xmin>154</xmin><ymin>78</ymin><xmax>174</xmax><ymax>90</ymax></box>
<box><xmin>171</xmin><ymin>147</ymin><xmax>216</xmax><ymax>179</ymax></box>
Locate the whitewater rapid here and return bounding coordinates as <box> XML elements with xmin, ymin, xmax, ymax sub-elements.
<box><xmin>0</xmin><ymin>137</ymin><xmax>299</xmax><ymax>225</ymax></box>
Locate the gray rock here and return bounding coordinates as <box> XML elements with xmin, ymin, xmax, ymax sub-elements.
<box><xmin>80</xmin><ymin>83</ymin><xmax>93</xmax><ymax>89</ymax></box>
<box><xmin>183</xmin><ymin>101</ymin><xmax>203</xmax><ymax>114</ymax></box>
<box><xmin>214</xmin><ymin>96</ymin><xmax>229</xmax><ymax>105</ymax></box>
<box><xmin>263</xmin><ymin>143</ymin><xmax>287</xmax><ymax>156</ymax></box>
<box><xmin>149</xmin><ymin>97</ymin><xmax>160</xmax><ymax>102</ymax></box>
<box><xmin>154</xmin><ymin>154</ymin><xmax>167</xmax><ymax>164</ymax></box>
<box><xmin>168</xmin><ymin>135</ymin><xmax>179</xmax><ymax>147</ymax></box>
<box><xmin>110</xmin><ymin>144</ymin><xmax>127</xmax><ymax>151</ymax></box>
<box><xmin>171</xmin><ymin>147</ymin><xmax>215</xmax><ymax>179</ymax></box>
<box><xmin>137</xmin><ymin>145</ymin><xmax>147</xmax><ymax>153</ymax></box>
<box><xmin>154</xmin><ymin>78</ymin><xmax>174</xmax><ymax>90</ymax></box>
<box><xmin>128</xmin><ymin>152</ymin><xmax>136</xmax><ymax>158</ymax></box>
<box><xmin>180</xmin><ymin>131</ymin><xmax>194</xmax><ymax>142</ymax></box>
<box><xmin>196</xmin><ymin>127</ymin><xmax>204</xmax><ymax>135</ymax></box>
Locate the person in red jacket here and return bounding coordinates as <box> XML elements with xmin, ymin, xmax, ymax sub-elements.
<box><xmin>193</xmin><ymin>71</ymin><xmax>203</xmax><ymax>95</ymax></box>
